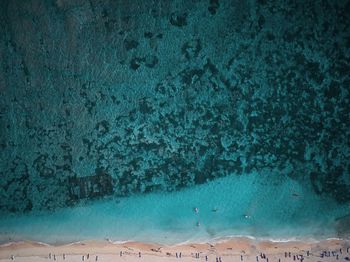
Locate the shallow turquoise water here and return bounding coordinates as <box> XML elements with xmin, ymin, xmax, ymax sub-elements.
<box><xmin>1</xmin><ymin>0</ymin><xmax>350</xmax><ymax>243</ymax></box>
<box><xmin>0</xmin><ymin>172</ymin><xmax>348</xmax><ymax>244</ymax></box>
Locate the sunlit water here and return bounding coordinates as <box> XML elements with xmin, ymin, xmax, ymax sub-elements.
<box><xmin>1</xmin><ymin>171</ymin><xmax>348</xmax><ymax>244</ymax></box>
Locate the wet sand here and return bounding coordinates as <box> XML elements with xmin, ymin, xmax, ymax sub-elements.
<box><xmin>0</xmin><ymin>237</ymin><xmax>349</xmax><ymax>261</ymax></box>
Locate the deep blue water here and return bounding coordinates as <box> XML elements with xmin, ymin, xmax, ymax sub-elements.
<box><xmin>0</xmin><ymin>0</ymin><xmax>349</xmax><ymax>243</ymax></box>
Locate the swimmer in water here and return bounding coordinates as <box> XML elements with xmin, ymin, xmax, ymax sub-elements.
<box><xmin>196</xmin><ymin>221</ymin><xmax>200</xmax><ymax>226</ymax></box>
<box><xmin>194</xmin><ymin>207</ymin><xmax>199</xmax><ymax>213</ymax></box>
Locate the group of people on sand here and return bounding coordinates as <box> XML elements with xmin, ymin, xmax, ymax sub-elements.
<box><xmin>8</xmin><ymin>244</ymin><xmax>350</xmax><ymax>261</ymax></box>
<box><xmin>47</xmin><ymin>252</ymin><xmax>98</xmax><ymax>261</ymax></box>
<box><xmin>174</xmin><ymin>246</ymin><xmax>349</xmax><ymax>262</ymax></box>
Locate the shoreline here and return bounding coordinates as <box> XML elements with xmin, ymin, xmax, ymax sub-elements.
<box><xmin>0</xmin><ymin>237</ymin><xmax>349</xmax><ymax>261</ymax></box>
<box><xmin>1</xmin><ymin>234</ymin><xmax>347</xmax><ymax>247</ymax></box>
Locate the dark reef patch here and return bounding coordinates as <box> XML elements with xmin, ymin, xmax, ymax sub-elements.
<box><xmin>130</xmin><ymin>57</ymin><xmax>144</xmax><ymax>70</ymax></box>
<box><xmin>169</xmin><ymin>12</ymin><xmax>188</xmax><ymax>27</ymax></box>
<box><xmin>208</xmin><ymin>0</ymin><xmax>220</xmax><ymax>15</ymax></box>
<box><xmin>124</xmin><ymin>39</ymin><xmax>139</xmax><ymax>51</ymax></box>
<box><xmin>181</xmin><ymin>39</ymin><xmax>202</xmax><ymax>60</ymax></box>
<box><xmin>67</xmin><ymin>170</ymin><xmax>114</xmax><ymax>201</ymax></box>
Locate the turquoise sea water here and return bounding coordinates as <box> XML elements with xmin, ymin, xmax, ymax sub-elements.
<box><xmin>1</xmin><ymin>0</ymin><xmax>350</xmax><ymax>243</ymax></box>
<box><xmin>0</xmin><ymin>172</ymin><xmax>349</xmax><ymax>244</ymax></box>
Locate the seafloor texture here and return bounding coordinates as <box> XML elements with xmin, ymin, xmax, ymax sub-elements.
<box><xmin>0</xmin><ymin>0</ymin><xmax>349</xmax><ymax>222</ymax></box>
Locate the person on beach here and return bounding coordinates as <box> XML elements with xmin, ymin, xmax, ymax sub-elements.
<box><xmin>179</xmin><ymin>252</ymin><xmax>182</xmax><ymax>258</ymax></box>
<box><xmin>54</xmin><ymin>254</ymin><xmax>56</xmax><ymax>261</ymax></box>
<box><xmin>95</xmin><ymin>255</ymin><xmax>98</xmax><ymax>261</ymax></box>
<box><xmin>82</xmin><ymin>255</ymin><xmax>84</xmax><ymax>261</ymax></box>
<box><xmin>49</xmin><ymin>253</ymin><xmax>51</xmax><ymax>259</ymax></box>
<box><xmin>205</xmin><ymin>255</ymin><xmax>208</xmax><ymax>261</ymax></box>
<box><xmin>139</xmin><ymin>252</ymin><xmax>141</xmax><ymax>257</ymax></box>
<box><xmin>176</xmin><ymin>252</ymin><xmax>178</xmax><ymax>258</ymax></box>
<box><xmin>63</xmin><ymin>253</ymin><xmax>66</xmax><ymax>260</ymax></box>
<box><xmin>87</xmin><ymin>253</ymin><xmax>89</xmax><ymax>259</ymax></box>
<box><xmin>120</xmin><ymin>251</ymin><xmax>122</xmax><ymax>256</ymax></box>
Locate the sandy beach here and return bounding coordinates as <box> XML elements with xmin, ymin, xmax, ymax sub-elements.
<box><xmin>0</xmin><ymin>238</ymin><xmax>349</xmax><ymax>262</ymax></box>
